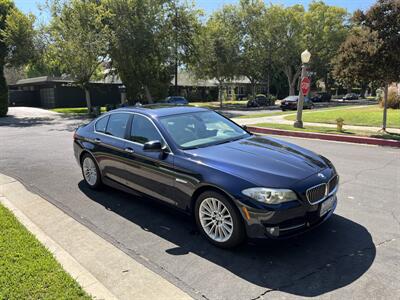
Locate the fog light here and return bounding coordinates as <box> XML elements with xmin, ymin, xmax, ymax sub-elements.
<box><xmin>266</xmin><ymin>226</ymin><xmax>279</xmax><ymax>237</ymax></box>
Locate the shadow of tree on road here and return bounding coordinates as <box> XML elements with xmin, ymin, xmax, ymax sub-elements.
<box><xmin>0</xmin><ymin>113</ymin><xmax>91</xmax><ymax>131</ymax></box>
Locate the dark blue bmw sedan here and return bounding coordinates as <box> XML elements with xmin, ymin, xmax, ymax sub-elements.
<box><xmin>74</xmin><ymin>105</ymin><xmax>338</xmax><ymax>248</ymax></box>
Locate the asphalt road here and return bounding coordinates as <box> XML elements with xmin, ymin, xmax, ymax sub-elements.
<box><xmin>1</xmin><ymin>108</ymin><xmax>399</xmax><ymax>300</ymax></box>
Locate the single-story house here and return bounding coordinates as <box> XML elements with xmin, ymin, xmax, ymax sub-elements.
<box><xmin>170</xmin><ymin>70</ymin><xmax>268</xmax><ymax>101</ymax></box>
<box><xmin>9</xmin><ymin>76</ymin><xmax>123</xmax><ymax>108</ymax></box>
<box><xmin>9</xmin><ymin>71</ymin><xmax>269</xmax><ymax>108</ymax></box>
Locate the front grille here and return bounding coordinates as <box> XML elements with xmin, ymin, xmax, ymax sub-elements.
<box><xmin>327</xmin><ymin>175</ymin><xmax>338</xmax><ymax>194</ymax></box>
<box><xmin>306</xmin><ymin>183</ymin><xmax>327</xmax><ymax>204</ymax></box>
<box><xmin>306</xmin><ymin>174</ymin><xmax>339</xmax><ymax>204</ymax></box>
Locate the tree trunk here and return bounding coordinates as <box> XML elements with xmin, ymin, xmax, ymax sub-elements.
<box><xmin>324</xmin><ymin>72</ymin><xmax>329</xmax><ymax>93</ymax></box>
<box><xmin>174</xmin><ymin>56</ymin><xmax>178</xmax><ymax>95</ymax></box>
<box><xmin>285</xmin><ymin>66</ymin><xmax>301</xmax><ymax>96</ymax></box>
<box><xmin>144</xmin><ymin>85</ymin><xmax>153</xmax><ymax>104</ymax></box>
<box><xmin>218</xmin><ymin>81</ymin><xmax>223</xmax><ymax>108</ymax></box>
<box><xmin>289</xmin><ymin>83</ymin><xmax>296</xmax><ymax>96</ymax></box>
<box><xmin>382</xmin><ymin>83</ymin><xmax>388</xmax><ymax>131</ymax></box>
<box><xmin>250</xmin><ymin>79</ymin><xmax>256</xmax><ymax>98</ymax></box>
<box><xmin>0</xmin><ymin>63</ymin><xmax>8</xmax><ymax>117</ymax></box>
<box><xmin>120</xmin><ymin>91</ymin><xmax>127</xmax><ymax>105</ymax></box>
<box><xmin>84</xmin><ymin>87</ymin><xmax>92</xmax><ymax>113</ymax></box>
<box><xmin>267</xmin><ymin>43</ymin><xmax>271</xmax><ymax>95</ymax></box>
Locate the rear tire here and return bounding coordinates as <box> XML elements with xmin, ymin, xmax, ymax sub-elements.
<box><xmin>195</xmin><ymin>191</ymin><xmax>245</xmax><ymax>248</ymax></box>
<box><xmin>81</xmin><ymin>153</ymin><xmax>102</xmax><ymax>189</ymax></box>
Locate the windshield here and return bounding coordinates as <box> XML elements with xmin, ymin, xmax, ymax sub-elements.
<box><xmin>284</xmin><ymin>96</ymin><xmax>298</xmax><ymax>101</ymax></box>
<box><xmin>160</xmin><ymin>111</ymin><xmax>250</xmax><ymax>149</ymax></box>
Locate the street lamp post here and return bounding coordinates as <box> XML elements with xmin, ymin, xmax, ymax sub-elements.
<box><xmin>294</xmin><ymin>49</ymin><xmax>311</xmax><ymax>128</ymax></box>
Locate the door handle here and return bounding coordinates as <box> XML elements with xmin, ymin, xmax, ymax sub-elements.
<box><xmin>124</xmin><ymin>147</ymin><xmax>135</xmax><ymax>154</ymax></box>
<box><xmin>93</xmin><ymin>138</ymin><xmax>101</xmax><ymax>144</ymax></box>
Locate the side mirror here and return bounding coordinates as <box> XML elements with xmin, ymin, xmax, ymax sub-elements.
<box><xmin>242</xmin><ymin>125</ymin><xmax>248</xmax><ymax>131</ymax></box>
<box><xmin>143</xmin><ymin>140</ymin><xmax>163</xmax><ymax>152</ymax></box>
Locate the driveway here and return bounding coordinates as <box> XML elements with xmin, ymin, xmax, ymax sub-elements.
<box><xmin>0</xmin><ymin>107</ymin><xmax>399</xmax><ymax>299</ymax></box>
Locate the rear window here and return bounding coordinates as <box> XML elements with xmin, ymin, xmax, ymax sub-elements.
<box><xmin>95</xmin><ymin>116</ymin><xmax>109</xmax><ymax>133</ymax></box>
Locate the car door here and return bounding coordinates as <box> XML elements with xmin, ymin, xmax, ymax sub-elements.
<box><xmin>120</xmin><ymin>114</ymin><xmax>177</xmax><ymax>206</ymax></box>
<box><xmin>92</xmin><ymin>112</ymin><xmax>131</xmax><ymax>185</ymax></box>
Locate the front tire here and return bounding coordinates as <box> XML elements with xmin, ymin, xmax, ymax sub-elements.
<box><xmin>81</xmin><ymin>154</ymin><xmax>102</xmax><ymax>189</ymax></box>
<box><xmin>195</xmin><ymin>191</ymin><xmax>245</xmax><ymax>248</ymax></box>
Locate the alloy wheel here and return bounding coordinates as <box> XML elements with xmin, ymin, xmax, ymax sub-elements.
<box><xmin>199</xmin><ymin>197</ymin><xmax>233</xmax><ymax>242</ymax></box>
<box><xmin>82</xmin><ymin>157</ymin><xmax>98</xmax><ymax>186</ymax></box>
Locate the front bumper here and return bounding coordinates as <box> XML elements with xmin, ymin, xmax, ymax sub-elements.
<box><xmin>280</xmin><ymin>103</ymin><xmax>297</xmax><ymax>110</ymax></box>
<box><xmin>242</xmin><ymin>195</ymin><xmax>337</xmax><ymax>239</ymax></box>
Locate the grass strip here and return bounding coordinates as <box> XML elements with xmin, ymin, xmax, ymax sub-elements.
<box><xmin>0</xmin><ymin>203</ymin><xmax>91</xmax><ymax>300</ymax></box>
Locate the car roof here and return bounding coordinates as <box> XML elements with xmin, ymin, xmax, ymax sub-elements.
<box><xmin>111</xmin><ymin>104</ymin><xmax>209</xmax><ymax>118</ymax></box>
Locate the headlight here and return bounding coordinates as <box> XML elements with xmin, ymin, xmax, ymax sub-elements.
<box><xmin>242</xmin><ymin>188</ymin><xmax>298</xmax><ymax>204</ymax></box>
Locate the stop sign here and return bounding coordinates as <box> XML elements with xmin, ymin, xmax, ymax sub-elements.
<box><xmin>301</xmin><ymin>77</ymin><xmax>311</xmax><ymax>96</ymax></box>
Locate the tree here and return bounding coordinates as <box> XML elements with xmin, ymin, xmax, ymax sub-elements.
<box><xmin>333</xmin><ymin>0</ymin><xmax>400</xmax><ymax>130</ymax></box>
<box><xmin>332</xmin><ymin>27</ymin><xmax>381</xmax><ymax>88</ymax></box>
<box><xmin>46</xmin><ymin>0</ymin><xmax>111</xmax><ymax>111</ymax></box>
<box><xmin>237</xmin><ymin>0</ymin><xmax>267</xmax><ymax>97</ymax></box>
<box><xmin>170</xmin><ymin>1</ymin><xmax>202</xmax><ymax>95</ymax></box>
<box><xmin>266</xmin><ymin>4</ymin><xmax>305</xmax><ymax>96</ymax></box>
<box><xmin>190</xmin><ymin>5</ymin><xmax>240</xmax><ymax>107</ymax></box>
<box><xmin>105</xmin><ymin>0</ymin><xmax>200</xmax><ymax>104</ymax></box>
<box><xmin>303</xmin><ymin>1</ymin><xmax>348</xmax><ymax>92</ymax></box>
<box><xmin>0</xmin><ymin>0</ymin><xmax>35</xmax><ymax>116</ymax></box>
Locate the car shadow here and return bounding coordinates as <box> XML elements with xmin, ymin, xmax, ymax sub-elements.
<box><xmin>78</xmin><ymin>181</ymin><xmax>375</xmax><ymax>297</ymax></box>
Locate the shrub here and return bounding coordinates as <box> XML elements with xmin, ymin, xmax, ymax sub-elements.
<box><xmin>379</xmin><ymin>90</ymin><xmax>400</xmax><ymax>109</ymax></box>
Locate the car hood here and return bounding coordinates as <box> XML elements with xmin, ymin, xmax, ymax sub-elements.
<box><xmin>185</xmin><ymin>136</ymin><xmax>329</xmax><ymax>188</ymax></box>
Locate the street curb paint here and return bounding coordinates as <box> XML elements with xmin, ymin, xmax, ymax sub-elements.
<box><xmin>247</xmin><ymin>126</ymin><xmax>400</xmax><ymax>148</ymax></box>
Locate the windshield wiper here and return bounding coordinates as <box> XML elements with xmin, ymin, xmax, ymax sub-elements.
<box><xmin>214</xmin><ymin>136</ymin><xmax>244</xmax><ymax>146</ymax></box>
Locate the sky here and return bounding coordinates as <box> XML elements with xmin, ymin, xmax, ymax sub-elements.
<box><xmin>15</xmin><ymin>0</ymin><xmax>376</xmax><ymax>20</ymax></box>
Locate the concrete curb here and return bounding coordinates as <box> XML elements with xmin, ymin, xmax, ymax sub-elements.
<box><xmin>247</xmin><ymin>126</ymin><xmax>400</xmax><ymax>148</ymax></box>
<box><xmin>0</xmin><ymin>195</ymin><xmax>118</xmax><ymax>300</ymax></box>
<box><xmin>0</xmin><ymin>174</ymin><xmax>192</xmax><ymax>300</ymax></box>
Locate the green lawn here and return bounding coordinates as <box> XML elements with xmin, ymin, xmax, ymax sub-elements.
<box><xmin>251</xmin><ymin>122</ymin><xmax>400</xmax><ymax>141</ymax></box>
<box><xmin>284</xmin><ymin>105</ymin><xmax>400</xmax><ymax>128</ymax></box>
<box><xmin>0</xmin><ymin>204</ymin><xmax>91</xmax><ymax>299</ymax></box>
<box><xmin>51</xmin><ymin>107</ymin><xmax>106</xmax><ymax>114</ymax></box>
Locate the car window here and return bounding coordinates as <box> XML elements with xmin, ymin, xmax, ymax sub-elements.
<box><xmin>95</xmin><ymin>115</ymin><xmax>109</xmax><ymax>133</ymax></box>
<box><xmin>284</xmin><ymin>96</ymin><xmax>298</xmax><ymax>101</ymax></box>
<box><xmin>160</xmin><ymin>111</ymin><xmax>249</xmax><ymax>149</ymax></box>
<box><xmin>130</xmin><ymin>114</ymin><xmax>163</xmax><ymax>144</ymax></box>
<box><xmin>105</xmin><ymin>113</ymin><xmax>130</xmax><ymax>138</ymax></box>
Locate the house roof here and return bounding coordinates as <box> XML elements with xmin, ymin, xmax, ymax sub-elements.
<box><xmin>172</xmin><ymin>70</ymin><xmax>253</xmax><ymax>87</ymax></box>
<box><xmin>14</xmin><ymin>76</ymin><xmax>123</xmax><ymax>86</ymax></box>
<box><xmin>14</xmin><ymin>71</ymin><xmax>260</xmax><ymax>88</ymax></box>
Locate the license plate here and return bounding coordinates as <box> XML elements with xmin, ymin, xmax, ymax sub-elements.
<box><xmin>319</xmin><ymin>196</ymin><xmax>336</xmax><ymax>217</ymax></box>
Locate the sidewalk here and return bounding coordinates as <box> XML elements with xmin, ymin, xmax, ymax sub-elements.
<box><xmin>232</xmin><ymin>113</ymin><xmax>400</xmax><ymax>134</ymax></box>
<box><xmin>0</xmin><ymin>173</ymin><xmax>192</xmax><ymax>300</ymax></box>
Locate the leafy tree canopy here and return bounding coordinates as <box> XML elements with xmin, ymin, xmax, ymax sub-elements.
<box><xmin>0</xmin><ymin>0</ymin><xmax>35</xmax><ymax>116</ymax></box>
